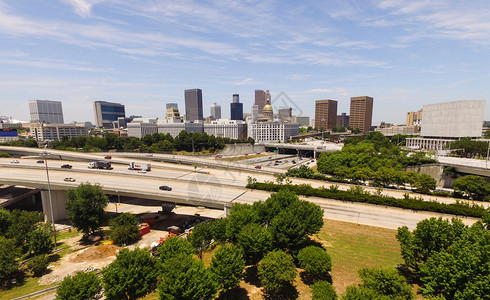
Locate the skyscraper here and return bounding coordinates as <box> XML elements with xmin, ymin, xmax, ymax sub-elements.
<box><xmin>230</xmin><ymin>93</ymin><xmax>243</xmax><ymax>120</ymax></box>
<box><xmin>255</xmin><ymin>90</ymin><xmax>266</xmax><ymax>114</ymax></box>
<box><xmin>336</xmin><ymin>113</ymin><xmax>350</xmax><ymax>128</ymax></box>
<box><xmin>349</xmin><ymin>96</ymin><xmax>374</xmax><ymax>133</ymax></box>
<box><xmin>93</xmin><ymin>101</ymin><xmax>126</xmax><ymax>128</ymax></box>
<box><xmin>210</xmin><ymin>103</ymin><xmax>221</xmax><ymax>119</ymax></box>
<box><xmin>314</xmin><ymin>100</ymin><xmax>338</xmax><ymax>130</ymax></box>
<box><xmin>29</xmin><ymin>100</ymin><xmax>64</xmax><ymax>124</ymax></box>
<box><xmin>185</xmin><ymin>89</ymin><xmax>203</xmax><ymax>121</ymax></box>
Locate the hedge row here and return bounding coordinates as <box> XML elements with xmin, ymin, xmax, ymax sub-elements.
<box><xmin>246</xmin><ymin>182</ymin><xmax>486</xmax><ymax>218</ymax></box>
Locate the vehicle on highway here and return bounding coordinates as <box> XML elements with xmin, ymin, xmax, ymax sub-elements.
<box><xmin>64</xmin><ymin>177</ymin><xmax>76</xmax><ymax>182</ymax></box>
<box><xmin>10</xmin><ymin>160</ymin><xmax>19</xmax><ymax>164</ymax></box>
<box><xmin>104</xmin><ymin>156</ymin><xmax>112</xmax><ymax>159</ymax></box>
<box><xmin>61</xmin><ymin>164</ymin><xmax>72</xmax><ymax>169</ymax></box>
<box><xmin>128</xmin><ymin>162</ymin><xmax>151</xmax><ymax>171</ymax></box>
<box><xmin>138</xmin><ymin>170</ymin><xmax>147</xmax><ymax>174</ymax></box>
<box><xmin>255</xmin><ymin>165</ymin><xmax>262</xmax><ymax>169</ymax></box>
<box><xmin>159</xmin><ymin>185</ymin><xmax>172</xmax><ymax>191</ymax></box>
<box><xmin>37</xmin><ymin>160</ymin><xmax>44</xmax><ymax>163</ymax></box>
<box><xmin>88</xmin><ymin>161</ymin><xmax>112</xmax><ymax>170</ymax></box>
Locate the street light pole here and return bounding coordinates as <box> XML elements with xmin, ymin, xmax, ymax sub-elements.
<box><xmin>486</xmin><ymin>141</ymin><xmax>489</xmax><ymax>169</ymax></box>
<box><xmin>41</xmin><ymin>151</ymin><xmax>57</xmax><ymax>250</ymax></box>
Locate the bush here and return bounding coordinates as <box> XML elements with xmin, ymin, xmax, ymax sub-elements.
<box><xmin>297</xmin><ymin>246</ymin><xmax>332</xmax><ymax>277</ymax></box>
<box><xmin>109</xmin><ymin>213</ymin><xmax>139</xmax><ymax>245</ymax></box>
<box><xmin>237</xmin><ymin>223</ymin><xmax>272</xmax><ymax>265</ymax></box>
<box><xmin>102</xmin><ymin>248</ymin><xmax>160</xmax><ymax>300</ymax></box>
<box><xmin>158</xmin><ymin>236</ymin><xmax>194</xmax><ymax>262</ymax></box>
<box><xmin>27</xmin><ymin>255</ymin><xmax>49</xmax><ymax>277</ymax></box>
<box><xmin>56</xmin><ymin>271</ymin><xmax>102</xmax><ymax>300</ymax></box>
<box><xmin>258</xmin><ymin>250</ymin><xmax>298</xmax><ymax>294</ymax></box>
<box><xmin>0</xmin><ymin>237</ymin><xmax>19</xmax><ymax>281</ymax></box>
<box><xmin>311</xmin><ymin>280</ymin><xmax>337</xmax><ymax>300</ymax></box>
<box><xmin>27</xmin><ymin>224</ymin><xmax>54</xmax><ymax>255</ymax></box>
<box><xmin>358</xmin><ymin>268</ymin><xmax>414</xmax><ymax>300</ymax></box>
<box><xmin>209</xmin><ymin>244</ymin><xmax>245</xmax><ymax>290</ymax></box>
<box><xmin>159</xmin><ymin>254</ymin><xmax>218</xmax><ymax>300</ymax></box>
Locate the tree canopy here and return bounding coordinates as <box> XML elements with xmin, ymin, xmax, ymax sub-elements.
<box><xmin>56</xmin><ymin>271</ymin><xmax>102</xmax><ymax>300</ymax></box>
<box><xmin>258</xmin><ymin>250</ymin><xmax>298</xmax><ymax>294</ymax></box>
<box><xmin>109</xmin><ymin>213</ymin><xmax>139</xmax><ymax>245</ymax></box>
<box><xmin>66</xmin><ymin>183</ymin><xmax>109</xmax><ymax>236</ymax></box>
<box><xmin>209</xmin><ymin>244</ymin><xmax>245</xmax><ymax>290</ymax></box>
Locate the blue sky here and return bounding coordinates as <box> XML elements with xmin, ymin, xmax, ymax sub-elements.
<box><xmin>0</xmin><ymin>0</ymin><xmax>489</xmax><ymax>124</ymax></box>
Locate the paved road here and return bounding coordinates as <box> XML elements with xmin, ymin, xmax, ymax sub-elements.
<box><xmin>0</xmin><ymin>157</ymin><xmax>483</xmax><ymax>230</ymax></box>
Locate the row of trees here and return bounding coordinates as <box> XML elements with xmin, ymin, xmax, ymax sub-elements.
<box><xmin>452</xmin><ymin>175</ymin><xmax>490</xmax><ymax>201</ymax></box>
<box><xmin>47</xmin><ymin>131</ymin><xmax>253</xmax><ymax>153</ymax></box>
<box><xmin>396</xmin><ymin>214</ymin><xmax>490</xmax><ymax>299</ymax></box>
<box><xmin>446</xmin><ymin>137</ymin><xmax>490</xmax><ymax>158</ymax></box>
<box><xmin>317</xmin><ymin>132</ymin><xmax>437</xmax><ymax>190</ymax></box>
<box><xmin>0</xmin><ymin>209</ymin><xmax>54</xmax><ymax>283</ymax></box>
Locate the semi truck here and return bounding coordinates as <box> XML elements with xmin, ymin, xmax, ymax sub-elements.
<box><xmin>128</xmin><ymin>162</ymin><xmax>151</xmax><ymax>171</ymax></box>
<box><xmin>88</xmin><ymin>161</ymin><xmax>112</xmax><ymax>170</ymax></box>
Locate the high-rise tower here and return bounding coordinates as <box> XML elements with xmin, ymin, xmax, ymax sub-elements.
<box><xmin>314</xmin><ymin>100</ymin><xmax>338</xmax><ymax>130</ymax></box>
<box><xmin>349</xmin><ymin>96</ymin><xmax>374</xmax><ymax>133</ymax></box>
<box><xmin>185</xmin><ymin>89</ymin><xmax>203</xmax><ymax>121</ymax></box>
<box><xmin>230</xmin><ymin>94</ymin><xmax>243</xmax><ymax>120</ymax></box>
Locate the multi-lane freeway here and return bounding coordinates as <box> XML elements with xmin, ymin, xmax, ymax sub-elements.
<box><xmin>0</xmin><ymin>154</ymin><xmax>484</xmax><ymax>230</ymax></box>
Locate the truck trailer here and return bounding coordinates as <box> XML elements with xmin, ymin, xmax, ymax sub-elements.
<box><xmin>128</xmin><ymin>162</ymin><xmax>151</xmax><ymax>171</ymax></box>
<box><xmin>88</xmin><ymin>161</ymin><xmax>112</xmax><ymax>170</ymax></box>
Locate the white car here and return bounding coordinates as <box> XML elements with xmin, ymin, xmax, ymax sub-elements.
<box><xmin>10</xmin><ymin>160</ymin><xmax>19</xmax><ymax>164</ymax></box>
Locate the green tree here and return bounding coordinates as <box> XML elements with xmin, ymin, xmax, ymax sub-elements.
<box><xmin>237</xmin><ymin>223</ymin><xmax>272</xmax><ymax>265</ymax></box>
<box><xmin>102</xmin><ymin>248</ymin><xmax>160</xmax><ymax>300</ymax></box>
<box><xmin>6</xmin><ymin>209</ymin><xmax>43</xmax><ymax>252</ymax></box>
<box><xmin>0</xmin><ymin>208</ymin><xmax>11</xmax><ymax>236</ymax></box>
<box><xmin>27</xmin><ymin>255</ymin><xmax>49</xmax><ymax>277</ymax></box>
<box><xmin>158</xmin><ymin>236</ymin><xmax>194</xmax><ymax>262</ymax></box>
<box><xmin>66</xmin><ymin>183</ymin><xmax>109</xmax><ymax>236</ymax></box>
<box><xmin>109</xmin><ymin>213</ymin><xmax>139</xmax><ymax>245</ymax></box>
<box><xmin>358</xmin><ymin>268</ymin><xmax>414</xmax><ymax>300</ymax></box>
<box><xmin>56</xmin><ymin>271</ymin><xmax>102</xmax><ymax>300</ymax></box>
<box><xmin>253</xmin><ymin>189</ymin><xmax>300</xmax><ymax>226</ymax></box>
<box><xmin>257</xmin><ymin>250</ymin><xmax>298</xmax><ymax>294</ymax></box>
<box><xmin>413</xmin><ymin>174</ymin><xmax>436</xmax><ymax>193</ymax></box>
<box><xmin>452</xmin><ymin>175</ymin><xmax>489</xmax><ymax>200</ymax></box>
<box><xmin>297</xmin><ymin>246</ymin><xmax>332</xmax><ymax>278</ymax></box>
<box><xmin>225</xmin><ymin>204</ymin><xmax>259</xmax><ymax>241</ymax></box>
<box><xmin>396</xmin><ymin>217</ymin><xmax>466</xmax><ymax>270</ymax></box>
<box><xmin>270</xmin><ymin>199</ymin><xmax>324</xmax><ymax>250</ymax></box>
<box><xmin>0</xmin><ymin>236</ymin><xmax>19</xmax><ymax>282</ymax></box>
<box><xmin>311</xmin><ymin>280</ymin><xmax>337</xmax><ymax>300</ymax></box>
<box><xmin>211</xmin><ymin>218</ymin><xmax>228</xmax><ymax>244</ymax></box>
<box><xmin>158</xmin><ymin>254</ymin><xmax>218</xmax><ymax>300</ymax></box>
<box><xmin>341</xmin><ymin>286</ymin><xmax>390</xmax><ymax>300</ymax></box>
<box><xmin>187</xmin><ymin>221</ymin><xmax>214</xmax><ymax>259</ymax></box>
<box><xmin>27</xmin><ymin>224</ymin><xmax>54</xmax><ymax>255</ymax></box>
<box><xmin>209</xmin><ymin>244</ymin><xmax>245</xmax><ymax>290</ymax></box>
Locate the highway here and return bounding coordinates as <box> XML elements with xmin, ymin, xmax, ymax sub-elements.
<box><xmin>0</xmin><ymin>156</ymin><xmax>484</xmax><ymax>230</ymax></box>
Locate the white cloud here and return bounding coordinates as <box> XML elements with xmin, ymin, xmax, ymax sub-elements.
<box><xmin>61</xmin><ymin>0</ymin><xmax>103</xmax><ymax>18</ymax></box>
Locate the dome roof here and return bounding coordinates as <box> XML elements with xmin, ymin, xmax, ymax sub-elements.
<box><xmin>263</xmin><ymin>104</ymin><xmax>273</xmax><ymax>111</ymax></box>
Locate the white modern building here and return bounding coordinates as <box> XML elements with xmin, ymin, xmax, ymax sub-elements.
<box><xmin>29</xmin><ymin>100</ymin><xmax>64</xmax><ymax>124</ymax></box>
<box><xmin>375</xmin><ymin>125</ymin><xmax>420</xmax><ymax>136</ymax></box>
<box><xmin>204</xmin><ymin>119</ymin><xmax>247</xmax><ymax>139</ymax></box>
<box><xmin>248</xmin><ymin>122</ymin><xmax>299</xmax><ymax>143</ymax></box>
<box><xmin>406</xmin><ymin>100</ymin><xmax>486</xmax><ymax>150</ymax></box>
<box><xmin>210</xmin><ymin>103</ymin><xmax>222</xmax><ymax>119</ymax></box>
<box><xmin>28</xmin><ymin>122</ymin><xmax>88</xmax><ymax>142</ymax></box>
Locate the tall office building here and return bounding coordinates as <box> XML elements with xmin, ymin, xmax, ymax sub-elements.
<box><xmin>230</xmin><ymin>94</ymin><xmax>243</xmax><ymax>120</ymax></box>
<box><xmin>29</xmin><ymin>100</ymin><xmax>64</xmax><ymax>124</ymax></box>
<box><xmin>336</xmin><ymin>113</ymin><xmax>350</xmax><ymax>128</ymax></box>
<box><xmin>93</xmin><ymin>101</ymin><xmax>126</xmax><ymax>128</ymax></box>
<box><xmin>251</xmin><ymin>105</ymin><xmax>259</xmax><ymax>122</ymax></box>
<box><xmin>349</xmin><ymin>96</ymin><xmax>374</xmax><ymax>133</ymax></box>
<box><xmin>314</xmin><ymin>100</ymin><xmax>338</xmax><ymax>130</ymax></box>
<box><xmin>255</xmin><ymin>90</ymin><xmax>267</xmax><ymax>114</ymax></box>
<box><xmin>278</xmin><ymin>107</ymin><xmax>292</xmax><ymax>121</ymax></box>
<box><xmin>210</xmin><ymin>103</ymin><xmax>221</xmax><ymax>119</ymax></box>
<box><xmin>166</xmin><ymin>103</ymin><xmax>178</xmax><ymax>110</ymax></box>
<box><xmin>185</xmin><ymin>89</ymin><xmax>203</xmax><ymax>121</ymax></box>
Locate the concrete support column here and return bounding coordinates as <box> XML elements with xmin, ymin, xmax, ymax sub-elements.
<box><xmin>41</xmin><ymin>190</ymin><xmax>68</xmax><ymax>222</ymax></box>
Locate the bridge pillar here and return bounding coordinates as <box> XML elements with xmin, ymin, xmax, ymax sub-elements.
<box><xmin>41</xmin><ymin>190</ymin><xmax>68</xmax><ymax>222</ymax></box>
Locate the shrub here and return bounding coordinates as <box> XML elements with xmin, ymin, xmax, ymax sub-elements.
<box><xmin>311</xmin><ymin>280</ymin><xmax>337</xmax><ymax>300</ymax></box>
<box><xmin>158</xmin><ymin>236</ymin><xmax>194</xmax><ymax>262</ymax></box>
<box><xmin>209</xmin><ymin>244</ymin><xmax>245</xmax><ymax>290</ymax></box>
<box><xmin>297</xmin><ymin>246</ymin><xmax>332</xmax><ymax>277</ymax></box>
<box><xmin>0</xmin><ymin>237</ymin><xmax>19</xmax><ymax>281</ymax></box>
<box><xmin>109</xmin><ymin>213</ymin><xmax>139</xmax><ymax>245</ymax></box>
<box><xmin>258</xmin><ymin>250</ymin><xmax>297</xmax><ymax>294</ymax></box>
<box><xmin>27</xmin><ymin>255</ymin><xmax>49</xmax><ymax>277</ymax></box>
<box><xmin>56</xmin><ymin>271</ymin><xmax>102</xmax><ymax>300</ymax></box>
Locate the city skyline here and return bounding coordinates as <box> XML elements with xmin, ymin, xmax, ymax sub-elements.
<box><xmin>1</xmin><ymin>1</ymin><xmax>490</xmax><ymax>123</ymax></box>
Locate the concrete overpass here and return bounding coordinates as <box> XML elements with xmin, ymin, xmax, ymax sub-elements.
<box><xmin>260</xmin><ymin>142</ymin><xmax>342</xmax><ymax>157</ymax></box>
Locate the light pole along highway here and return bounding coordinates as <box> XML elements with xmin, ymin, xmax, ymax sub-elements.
<box><xmin>40</xmin><ymin>151</ymin><xmax>57</xmax><ymax>250</ymax></box>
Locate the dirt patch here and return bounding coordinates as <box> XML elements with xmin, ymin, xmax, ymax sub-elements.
<box><xmin>70</xmin><ymin>245</ymin><xmax>119</xmax><ymax>263</ymax></box>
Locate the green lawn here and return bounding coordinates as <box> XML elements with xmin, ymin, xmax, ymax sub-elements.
<box><xmin>317</xmin><ymin>219</ymin><xmax>404</xmax><ymax>294</ymax></box>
